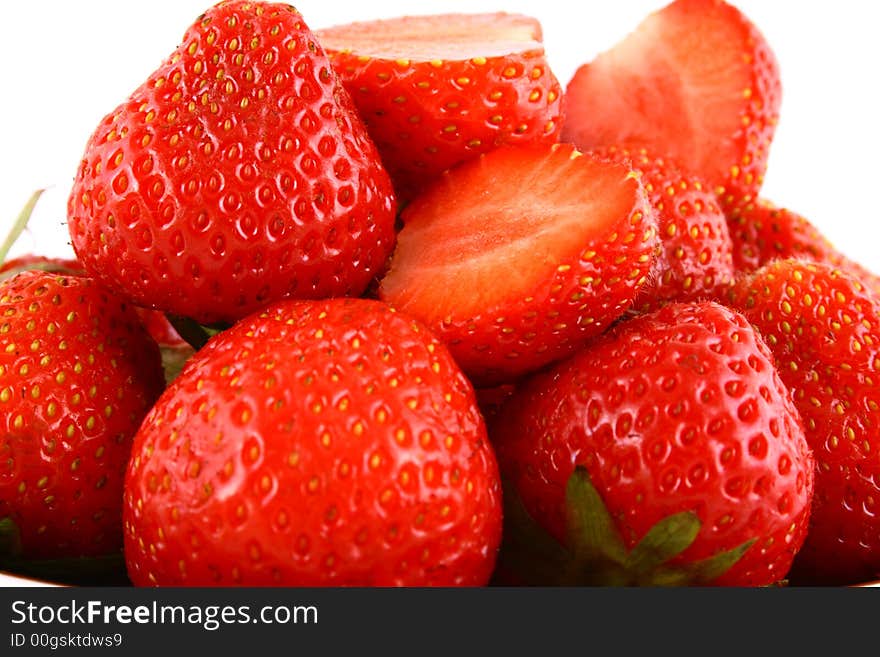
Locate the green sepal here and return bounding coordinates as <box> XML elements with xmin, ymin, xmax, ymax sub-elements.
<box><xmin>160</xmin><ymin>344</ymin><xmax>196</xmax><ymax>385</ymax></box>
<box><xmin>684</xmin><ymin>537</ymin><xmax>757</xmax><ymax>584</ymax></box>
<box><xmin>166</xmin><ymin>314</ymin><xmax>214</xmax><ymax>351</ymax></box>
<box><xmin>0</xmin><ymin>189</ymin><xmax>45</xmax><ymax>266</ymax></box>
<box><xmin>624</xmin><ymin>511</ymin><xmax>701</xmax><ymax>576</ymax></box>
<box><xmin>499</xmin><ymin>467</ymin><xmax>757</xmax><ymax>586</ymax></box>
<box><xmin>565</xmin><ymin>466</ymin><xmax>628</xmax><ymax>565</ymax></box>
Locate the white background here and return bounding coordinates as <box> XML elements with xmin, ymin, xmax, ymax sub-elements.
<box><xmin>1</xmin><ymin>0</ymin><xmax>878</xmax><ymax>269</ymax></box>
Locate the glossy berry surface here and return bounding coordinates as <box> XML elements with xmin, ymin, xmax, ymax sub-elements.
<box><xmin>67</xmin><ymin>0</ymin><xmax>397</xmax><ymax>324</ymax></box>
<box><xmin>492</xmin><ymin>301</ymin><xmax>814</xmax><ymax>586</ymax></box>
<box><xmin>592</xmin><ymin>145</ymin><xmax>734</xmax><ymax>312</ymax></box>
<box><xmin>124</xmin><ymin>298</ymin><xmax>502</xmax><ymax>586</ymax></box>
<box><xmin>0</xmin><ymin>271</ymin><xmax>164</xmax><ymax>558</ymax></box>
<box><xmin>730</xmin><ymin>260</ymin><xmax>880</xmax><ymax>584</ymax></box>
<box><xmin>727</xmin><ymin>199</ymin><xmax>880</xmax><ymax>296</ymax></box>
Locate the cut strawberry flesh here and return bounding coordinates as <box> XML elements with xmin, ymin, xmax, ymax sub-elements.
<box><xmin>563</xmin><ymin>0</ymin><xmax>765</xmax><ymax>194</ymax></box>
<box><xmin>317</xmin><ymin>13</ymin><xmax>543</xmax><ymax>61</ymax></box>
<box><xmin>379</xmin><ymin>145</ymin><xmax>640</xmax><ymax>321</ymax></box>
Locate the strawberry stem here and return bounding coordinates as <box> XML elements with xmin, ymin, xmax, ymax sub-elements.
<box><xmin>0</xmin><ymin>189</ymin><xmax>45</xmax><ymax>266</ymax></box>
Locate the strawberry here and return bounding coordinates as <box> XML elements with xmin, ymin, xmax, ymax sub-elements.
<box><xmin>0</xmin><ymin>253</ymin><xmax>191</xmax><ymax>375</ymax></box>
<box><xmin>592</xmin><ymin>145</ymin><xmax>734</xmax><ymax>312</ymax></box>
<box><xmin>727</xmin><ymin>200</ymin><xmax>837</xmax><ymax>272</ymax></box>
<box><xmin>729</xmin><ymin>260</ymin><xmax>880</xmax><ymax>584</ymax></box>
<box><xmin>728</xmin><ymin>199</ymin><xmax>880</xmax><ymax>295</ymax></box>
<box><xmin>67</xmin><ymin>0</ymin><xmax>397</xmax><ymax>325</ymax></box>
<box><xmin>0</xmin><ymin>271</ymin><xmax>165</xmax><ymax>560</ymax></box>
<box><xmin>317</xmin><ymin>13</ymin><xmax>563</xmax><ymax>200</ymax></box>
<box><xmin>123</xmin><ymin>297</ymin><xmax>502</xmax><ymax>586</ymax></box>
<box><xmin>491</xmin><ymin>301</ymin><xmax>814</xmax><ymax>586</ymax></box>
<box><xmin>0</xmin><ymin>255</ymin><xmax>82</xmax><ymax>279</ymax></box>
<box><xmin>562</xmin><ymin>0</ymin><xmax>781</xmax><ymax>210</ymax></box>
<box><xmin>379</xmin><ymin>143</ymin><xmax>658</xmax><ymax>385</ymax></box>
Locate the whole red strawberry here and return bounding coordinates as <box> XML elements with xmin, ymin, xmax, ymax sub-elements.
<box><xmin>563</xmin><ymin>0</ymin><xmax>781</xmax><ymax>210</ymax></box>
<box><xmin>123</xmin><ymin>298</ymin><xmax>502</xmax><ymax>586</ymax></box>
<box><xmin>592</xmin><ymin>145</ymin><xmax>734</xmax><ymax>312</ymax></box>
<box><xmin>0</xmin><ymin>271</ymin><xmax>164</xmax><ymax>559</ymax></box>
<box><xmin>729</xmin><ymin>260</ymin><xmax>880</xmax><ymax>584</ymax></box>
<box><xmin>491</xmin><ymin>301</ymin><xmax>814</xmax><ymax>586</ymax></box>
<box><xmin>67</xmin><ymin>0</ymin><xmax>397</xmax><ymax>325</ymax></box>
<box><xmin>727</xmin><ymin>199</ymin><xmax>880</xmax><ymax>296</ymax></box>
<box><xmin>317</xmin><ymin>13</ymin><xmax>563</xmax><ymax>200</ymax></box>
<box><xmin>0</xmin><ymin>255</ymin><xmax>82</xmax><ymax>279</ymax></box>
<box><xmin>379</xmin><ymin>143</ymin><xmax>658</xmax><ymax>385</ymax></box>
<box><xmin>0</xmin><ymin>253</ymin><xmax>190</xmax><ymax>370</ymax></box>
<box><xmin>727</xmin><ymin>200</ymin><xmax>839</xmax><ymax>272</ymax></box>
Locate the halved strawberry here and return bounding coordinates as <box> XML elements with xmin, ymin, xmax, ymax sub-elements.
<box><xmin>562</xmin><ymin>0</ymin><xmax>780</xmax><ymax>209</ymax></box>
<box><xmin>592</xmin><ymin>145</ymin><xmax>734</xmax><ymax>312</ymax></box>
<box><xmin>317</xmin><ymin>13</ymin><xmax>563</xmax><ymax>200</ymax></box>
<box><xmin>378</xmin><ymin>144</ymin><xmax>658</xmax><ymax>385</ymax></box>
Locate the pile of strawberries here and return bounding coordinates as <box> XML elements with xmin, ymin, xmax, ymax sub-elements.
<box><xmin>2</xmin><ymin>0</ymin><xmax>878</xmax><ymax>587</ymax></box>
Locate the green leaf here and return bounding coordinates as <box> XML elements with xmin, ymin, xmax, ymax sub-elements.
<box><xmin>0</xmin><ymin>189</ymin><xmax>45</xmax><ymax>266</ymax></box>
<box><xmin>624</xmin><ymin>511</ymin><xmax>701</xmax><ymax>576</ymax></box>
<box><xmin>565</xmin><ymin>466</ymin><xmax>627</xmax><ymax>565</ymax></box>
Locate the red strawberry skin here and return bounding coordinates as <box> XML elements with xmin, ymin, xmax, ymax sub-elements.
<box><xmin>492</xmin><ymin>301</ymin><xmax>814</xmax><ymax>586</ymax></box>
<box><xmin>729</xmin><ymin>260</ymin><xmax>880</xmax><ymax>584</ymax></box>
<box><xmin>379</xmin><ymin>144</ymin><xmax>658</xmax><ymax>385</ymax></box>
<box><xmin>0</xmin><ymin>271</ymin><xmax>164</xmax><ymax>558</ymax></box>
<box><xmin>124</xmin><ymin>298</ymin><xmax>502</xmax><ymax>586</ymax></box>
<box><xmin>593</xmin><ymin>146</ymin><xmax>734</xmax><ymax>312</ymax></box>
<box><xmin>0</xmin><ymin>254</ymin><xmax>187</xmax><ymax>349</ymax></box>
<box><xmin>563</xmin><ymin>0</ymin><xmax>781</xmax><ymax>210</ymax></box>
<box><xmin>0</xmin><ymin>256</ymin><xmax>82</xmax><ymax>278</ymax></box>
<box><xmin>318</xmin><ymin>14</ymin><xmax>563</xmax><ymax>199</ymax></box>
<box><xmin>727</xmin><ymin>200</ymin><xmax>838</xmax><ymax>272</ymax></box>
<box><xmin>67</xmin><ymin>0</ymin><xmax>397</xmax><ymax>325</ymax></box>
<box><xmin>728</xmin><ymin>199</ymin><xmax>880</xmax><ymax>295</ymax></box>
